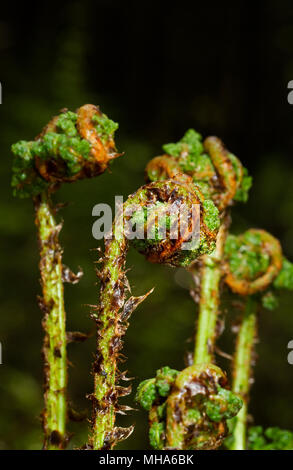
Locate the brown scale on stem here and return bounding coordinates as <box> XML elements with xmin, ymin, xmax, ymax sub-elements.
<box><xmin>11</xmin><ymin>104</ymin><xmax>121</xmax><ymax>449</ymax></box>
<box><xmin>90</xmin><ymin>179</ymin><xmax>220</xmax><ymax>449</ymax></box>
<box><xmin>90</xmin><ymin>232</ymin><xmax>151</xmax><ymax>449</ymax></box>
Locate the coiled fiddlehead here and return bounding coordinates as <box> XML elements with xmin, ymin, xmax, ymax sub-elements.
<box><xmin>223</xmin><ymin>229</ymin><xmax>293</xmax><ymax>449</ymax></box>
<box><xmin>126</xmin><ymin>179</ymin><xmax>219</xmax><ymax>266</ymax></box>
<box><xmin>139</xmin><ymin>130</ymin><xmax>251</xmax><ymax>450</ymax></box>
<box><xmin>11</xmin><ymin>104</ymin><xmax>120</xmax><ymax>198</ymax></box>
<box><xmin>224</xmin><ymin>229</ymin><xmax>283</xmax><ymax>296</ymax></box>
<box><xmin>90</xmin><ymin>179</ymin><xmax>220</xmax><ymax>449</ymax></box>
<box><xmin>11</xmin><ymin>105</ymin><xmax>120</xmax><ymax>449</ymax></box>
<box><xmin>136</xmin><ymin>364</ymin><xmax>242</xmax><ymax>450</ymax></box>
<box><xmin>146</xmin><ymin>129</ymin><xmax>252</xmax><ymax>212</ymax></box>
<box><xmin>146</xmin><ymin>129</ymin><xmax>252</xmax><ymax>363</ymax></box>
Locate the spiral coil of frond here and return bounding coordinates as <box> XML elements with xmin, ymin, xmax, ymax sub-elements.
<box><xmin>145</xmin><ymin>129</ymin><xmax>252</xmax><ymax>212</ymax></box>
<box><xmin>136</xmin><ymin>364</ymin><xmax>242</xmax><ymax>450</ymax></box>
<box><xmin>11</xmin><ymin>104</ymin><xmax>120</xmax><ymax>198</ymax></box>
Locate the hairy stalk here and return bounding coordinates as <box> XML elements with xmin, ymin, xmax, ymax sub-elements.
<box><xmin>193</xmin><ymin>220</ymin><xmax>228</xmax><ymax>364</ymax></box>
<box><xmin>35</xmin><ymin>191</ymin><xmax>67</xmax><ymax>449</ymax></box>
<box><xmin>91</xmin><ymin>224</ymin><xmax>131</xmax><ymax>450</ymax></box>
<box><xmin>230</xmin><ymin>297</ymin><xmax>257</xmax><ymax>450</ymax></box>
<box><xmin>12</xmin><ymin>104</ymin><xmax>121</xmax><ymax>449</ymax></box>
<box><xmin>90</xmin><ymin>180</ymin><xmax>220</xmax><ymax>449</ymax></box>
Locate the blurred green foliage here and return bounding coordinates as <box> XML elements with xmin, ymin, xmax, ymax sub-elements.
<box><xmin>1</xmin><ymin>0</ymin><xmax>293</xmax><ymax>450</ymax></box>
<box><xmin>248</xmin><ymin>426</ymin><xmax>293</xmax><ymax>450</ymax></box>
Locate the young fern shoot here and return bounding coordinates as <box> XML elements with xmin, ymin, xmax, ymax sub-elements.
<box><xmin>90</xmin><ymin>178</ymin><xmax>220</xmax><ymax>449</ymax></box>
<box><xmin>136</xmin><ymin>129</ymin><xmax>254</xmax><ymax>450</ymax></box>
<box><xmin>136</xmin><ymin>363</ymin><xmax>242</xmax><ymax>450</ymax></box>
<box><xmin>11</xmin><ymin>104</ymin><xmax>120</xmax><ymax>449</ymax></box>
<box><xmin>223</xmin><ymin>229</ymin><xmax>293</xmax><ymax>450</ymax></box>
<box><xmin>146</xmin><ymin>130</ymin><xmax>252</xmax><ymax>364</ymax></box>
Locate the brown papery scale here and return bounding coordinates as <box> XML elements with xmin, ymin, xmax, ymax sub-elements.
<box><xmin>90</xmin><ymin>180</ymin><xmax>220</xmax><ymax>450</ymax></box>
<box><xmin>11</xmin><ymin>104</ymin><xmax>121</xmax><ymax>449</ymax></box>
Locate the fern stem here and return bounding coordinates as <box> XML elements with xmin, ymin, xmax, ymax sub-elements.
<box><xmin>34</xmin><ymin>191</ymin><xmax>67</xmax><ymax>450</ymax></box>
<box><xmin>230</xmin><ymin>297</ymin><xmax>257</xmax><ymax>450</ymax></box>
<box><xmin>193</xmin><ymin>221</ymin><xmax>227</xmax><ymax>364</ymax></box>
<box><xmin>91</xmin><ymin>229</ymin><xmax>128</xmax><ymax>450</ymax></box>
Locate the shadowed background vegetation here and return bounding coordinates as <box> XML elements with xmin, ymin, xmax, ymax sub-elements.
<box><xmin>1</xmin><ymin>0</ymin><xmax>293</xmax><ymax>449</ymax></box>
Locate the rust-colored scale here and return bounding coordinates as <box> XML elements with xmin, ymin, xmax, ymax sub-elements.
<box><xmin>165</xmin><ymin>366</ymin><xmax>229</xmax><ymax>449</ymax></box>
<box><xmin>143</xmin><ymin>364</ymin><xmax>242</xmax><ymax>450</ymax></box>
<box><xmin>126</xmin><ymin>180</ymin><xmax>217</xmax><ymax>267</ymax></box>
<box><xmin>90</xmin><ymin>237</ymin><xmax>152</xmax><ymax>449</ymax></box>
<box><xmin>90</xmin><ymin>180</ymin><xmax>219</xmax><ymax>449</ymax></box>
<box><xmin>12</xmin><ymin>103</ymin><xmax>122</xmax><ymax>450</ymax></box>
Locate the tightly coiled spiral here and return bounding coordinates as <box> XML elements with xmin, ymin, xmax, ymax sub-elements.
<box><xmin>136</xmin><ymin>364</ymin><xmax>242</xmax><ymax>450</ymax></box>
<box><xmin>146</xmin><ymin>129</ymin><xmax>252</xmax><ymax>212</ymax></box>
<box><xmin>11</xmin><ymin>104</ymin><xmax>120</xmax><ymax>198</ymax></box>
<box><xmin>126</xmin><ymin>179</ymin><xmax>220</xmax><ymax>267</ymax></box>
<box><xmin>224</xmin><ymin>228</ymin><xmax>293</xmax><ymax>310</ymax></box>
<box><xmin>224</xmin><ymin>229</ymin><xmax>283</xmax><ymax>296</ymax></box>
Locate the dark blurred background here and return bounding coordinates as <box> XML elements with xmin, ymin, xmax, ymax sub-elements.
<box><xmin>1</xmin><ymin>0</ymin><xmax>293</xmax><ymax>450</ymax></box>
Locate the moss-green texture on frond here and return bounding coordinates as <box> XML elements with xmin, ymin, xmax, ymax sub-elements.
<box><xmin>225</xmin><ymin>231</ymin><xmax>270</xmax><ymax>281</ymax></box>
<box><xmin>136</xmin><ymin>364</ymin><xmax>242</xmax><ymax>450</ymax></box>
<box><xmin>126</xmin><ymin>180</ymin><xmax>220</xmax><ymax>268</ymax></box>
<box><xmin>274</xmin><ymin>258</ymin><xmax>293</xmax><ymax>290</ymax></box>
<box><xmin>11</xmin><ymin>140</ymin><xmax>49</xmax><ymax>198</ymax></box>
<box><xmin>205</xmin><ymin>386</ymin><xmax>243</xmax><ymax>423</ymax></box>
<box><xmin>92</xmin><ymin>113</ymin><xmax>119</xmax><ymax>144</ymax></box>
<box><xmin>203</xmin><ymin>199</ymin><xmax>220</xmax><ymax>232</ymax></box>
<box><xmin>163</xmin><ymin>129</ymin><xmax>204</xmax><ymax>161</ymax></box>
<box><xmin>11</xmin><ymin>105</ymin><xmax>119</xmax><ymax>198</ymax></box>
<box><xmin>135</xmin><ymin>366</ymin><xmax>179</xmax><ymax>411</ymax></box>
<box><xmin>225</xmin><ymin>229</ymin><xmax>293</xmax><ymax>304</ymax></box>
<box><xmin>147</xmin><ymin>129</ymin><xmax>251</xmax><ymax>209</ymax></box>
